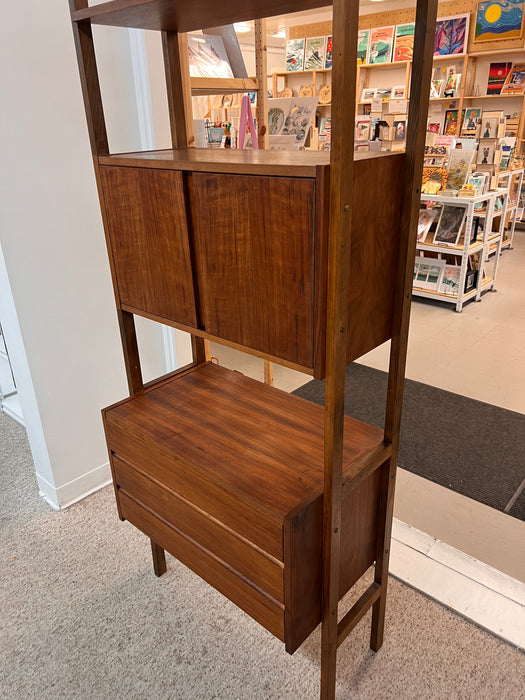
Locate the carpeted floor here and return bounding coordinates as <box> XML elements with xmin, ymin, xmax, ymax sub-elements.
<box><xmin>292</xmin><ymin>363</ymin><xmax>525</xmax><ymax>522</ymax></box>
<box><xmin>1</xmin><ymin>410</ymin><xmax>525</xmax><ymax>699</ymax></box>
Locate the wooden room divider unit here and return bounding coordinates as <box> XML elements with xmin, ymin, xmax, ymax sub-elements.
<box><xmin>68</xmin><ymin>1</ymin><xmax>438</xmax><ymax>697</ymax></box>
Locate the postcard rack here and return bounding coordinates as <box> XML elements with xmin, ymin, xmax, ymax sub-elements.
<box><xmin>416</xmin><ymin>189</ymin><xmax>507</xmax><ymax>311</ymax></box>
<box><xmin>68</xmin><ymin>1</ymin><xmax>437</xmax><ymax>697</ymax></box>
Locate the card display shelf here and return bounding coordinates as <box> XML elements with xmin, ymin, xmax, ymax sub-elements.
<box><xmin>271</xmin><ymin>68</ymin><xmax>331</xmax><ymax>103</ymax></box>
<box><xmin>69</xmin><ymin>0</ymin><xmax>437</xmax><ymax>697</ymax></box>
<box><xmin>417</xmin><ymin>189</ymin><xmax>507</xmax><ymax>312</ymax></box>
<box><xmin>497</xmin><ymin>168</ymin><xmax>524</xmax><ymax>249</ymax></box>
<box><xmin>191</xmin><ymin>76</ymin><xmax>259</xmax><ymax>96</ymax></box>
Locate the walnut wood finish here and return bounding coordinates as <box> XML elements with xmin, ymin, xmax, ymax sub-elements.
<box><xmin>102</xmin><ymin>362</ymin><xmax>386</xmax><ymax>653</ymax></box>
<box><xmin>71</xmin><ymin>0</ymin><xmax>329</xmax><ymax>33</ymax></box>
<box><xmin>371</xmin><ymin>0</ymin><xmax>439</xmax><ymax>654</ymax></box>
<box><xmin>321</xmin><ymin>1</ymin><xmax>360</xmax><ymax>696</ymax></box>
<box><xmin>97</xmin><ymin>150</ymin><xmax>404</xmax><ymax>378</ymax></box>
<box><xmin>189</xmin><ymin>172</ymin><xmax>316</xmax><ymax>368</ymax></box>
<box><xmin>99</xmin><ymin>165</ymin><xmax>198</xmax><ymax>327</ymax></box>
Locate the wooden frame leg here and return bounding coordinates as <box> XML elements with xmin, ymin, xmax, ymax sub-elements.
<box><xmin>370</xmin><ymin>458</ymin><xmax>396</xmax><ymax>651</ymax></box>
<box><xmin>150</xmin><ymin>539</ymin><xmax>167</xmax><ymax>577</ymax></box>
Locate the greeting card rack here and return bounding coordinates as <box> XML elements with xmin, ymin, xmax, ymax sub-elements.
<box><xmin>68</xmin><ymin>1</ymin><xmax>437</xmax><ymax>697</ymax></box>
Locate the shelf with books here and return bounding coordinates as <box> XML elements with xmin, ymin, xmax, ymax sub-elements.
<box><xmin>415</xmin><ymin>189</ymin><xmax>506</xmax><ymax>311</ymax></box>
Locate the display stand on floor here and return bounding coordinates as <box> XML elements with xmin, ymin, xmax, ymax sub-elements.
<box><xmin>416</xmin><ymin>189</ymin><xmax>507</xmax><ymax>311</ymax></box>
<box><xmin>497</xmin><ymin>168</ymin><xmax>523</xmax><ymax>249</ymax></box>
<box><xmin>68</xmin><ymin>1</ymin><xmax>438</xmax><ymax>698</ymax></box>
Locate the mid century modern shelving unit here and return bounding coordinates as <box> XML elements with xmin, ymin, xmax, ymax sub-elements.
<box><xmin>68</xmin><ymin>0</ymin><xmax>437</xmax><ymax>697</ymax></box>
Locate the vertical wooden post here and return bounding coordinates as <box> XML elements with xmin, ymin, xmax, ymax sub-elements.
<box><xmin>320</xmin><ymin>1</ymin><xmax>359</xmax><ymax>698</ymax></box>
<box><xmin>69</xmin><ymin>0</ymin><xmax>144</xmax><ymax>396</ymax></box>
<box><xmin>162</xmin><ymin>30</ymin><xmax>209</xmax><ymax>365</ymax></box>
<box><xmin>371</xmin><ymin>0</ymin><xmax>438</xmax><ymax>652</ymax></box>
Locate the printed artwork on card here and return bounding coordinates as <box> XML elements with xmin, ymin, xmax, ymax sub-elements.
<box><xmin>414</xmin><ymin>256</ymin><xmax>446</xmax><ymax>290</ymax></box>
<box><xmin>393</xmin><ymin>23</ymin><xmax>415</xmax><ymax>61</ymax></box>
<box><xmin>391</xmin><ymin>85</ymin><xmax>406</xmax><ymax>99</ymax></box>
<box><xmin>355</xmin><ymin>116</ymin><xmax>371</xmax><ymax>142</ymax></box>
<box><xmin>361</xmin><ymin>87</ymin><xmax>377</xmax><ymax>102</ymax></box>
<box><xmin>475</xmin><ymin>0</ymin><xmax>525</xmax><ymax>42</ymax></box>
<box><xmin>477</xmin><ymin>141</ymin><xmax>496</xmax><ymax>164</ymax></box>
<box><xmin>443</xmin><ymin>109</ymin><xmax>461</xmax><ymax>135</ymax></box>
<box><xmin>446</xmin><ymin>148</ymin><xmax>475</xmax><ymax>191</ymax></box>
<box><xmin>487</xmin><ymin>62</ymin><xmax>513</xmax><ymax>94</ymax></box>
<box><xmin>501</xmin><ymin>63</ymin><xmax>525</xmax><ymax>93</ymax></box>
<box><xmin>417</xmin><ymin>209</ymin><xmax>438</xmax><ymax>242</ymax></box>
<box><xmin>434</xmin><ymin>15</ymin><xmax>470</xmax><ymax>55</ymax></box>
<box><xmin>187</xmin><ymin>35</ymin><xmax>234</xmax><ymax>79</ymax></box>
<box><xmin>440</xmin><ymin>265</ymin><xmax>462</xmax><ymax>294</ymax></box>
<box><xmin>444</xmin><ymin>72</ymin><xmax>462</xmax><ymax>97</ymax></box>
<box><xmin>267</xmin><ymin>97</ymin><xmax>319</xmax><ymax>149</ymax></box>
<box><xmin>421</xmin><ymin>168</ymin><xmax>448</xmax><ymax>194</ymax></box>
<box><xmin>286</xmin><ymin>38</ymin><xmax>305</xmax><ymax>71</ymax></box>
<box><xmin>357</xmin><ymin>29</ymin><xmax>370</xmax><ymax>64</ymax></box>
<box><xmin>481</xmin><ymin>116</ymin><xmax>499</xmax><ymax>137</ymax></box>
<box><xmin>394</xmin><ymin>119</ymin><xmax>407</xmax><ymax>140</ymax></box>
<box><xmin>304</xmin><ymin>36</ymin><xmax>326</xmax><ymax>70</ymax></box>
<box><xmin>368</xmin><ymin>26</ymin><xmax>395</xmax><ymax>64</ymax></box>
<box><xmin>461</xmin><ymin>108</ymin><xmax>482</xmax><ymax>135</ymax></box>
<box><xmin>434</xmin><ymin>206</ymin><xmax>467</xmax><ymax>245</ymax></box>
<box><xmin>430</xmin><ymin>79</ymin><xmax>444</xmax><ymax>97</ymax></box>
<box><xmin>325</xmin><ymin>36</ymin><xmax>333</xmax><ymax>69</ymax></box>
<box><xmin>375</xmin><ymin>87</ymin><xmax>392</xmax><ymax>101</ymax></box>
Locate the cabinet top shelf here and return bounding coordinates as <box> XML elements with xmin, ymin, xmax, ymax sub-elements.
<box><xmin>98</xmin><ymin>147</ymin><xmax>400</xmax><ymax>177</ymax></box>
<box><xmin>71</xmin><ymin>0</ymin><xmax>332</xmax><ymax>32</ymax></box>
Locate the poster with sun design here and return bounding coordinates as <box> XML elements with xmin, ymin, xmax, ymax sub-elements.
<box><xmin>475</xmin><ymin>0</ymin><xmax>525</xmax><ymax>42</ymax></box>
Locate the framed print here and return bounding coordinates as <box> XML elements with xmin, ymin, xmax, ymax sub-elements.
<box><xmin>368</xmin><ymin>26</ymin><xmax>395</xmax><ymax>64</ymax></box>
<box><xmin>474</xmin><ymin>0</ymin><xmax>525</xmax><ymax>42</ymax></box>
<box><xmin>304</xmin><ymin>36</ymin><xmax>326</xmax><ymax>70</ymax></box>
<box><xmin>286</xmin><ymin>38</ymin><xmax>305</xmax><ymax>71</ymax></box>
<box><xmin>434</xmin><ymin>15</ymin><xmax>470</xmax><ymax>56</ymax></box>
<box><xmin>375</xmin><ymin>87</ymin><xmax>392</xmax><ymax>101</ymax></box>
<box><xmin>394</xmin><ymin>118</ymin><xmax>407</xmax><ymax>140</ymax></box>
<box><xmin>357</xmin><ymin>29</ymin><xmax>370</xmax><ymax>65</ymax></box>
<box><xmin>391</xmin><ymin>84</ymin><xmax>406</xmax><ymax>99</ymax></box>
<box><xmin>393</xmin><ymin>23</ymin><xmax>415</xmax><ymax>62</ymax></box>
<box><xmin>434</xmin><ymin>205</ymin><xmax>467</xmax><ymax>246</ymax></box>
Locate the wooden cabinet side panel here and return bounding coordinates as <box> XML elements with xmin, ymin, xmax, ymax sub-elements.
<box><xmin>346</xmin><ymin>154</ymin><xmax>406</xmax><ymax>363</ymax></box>
<box><xmin>99</xmin><ymin>165</ymin><xmax>198</xmax><ymax>327</ymax></box>
<box><xmin>284</xmin><ymin>468</ymin><xmax>381</xmax><ymax>654</ymax></box>
<box><xmin>189</xmin><ymin>172</ymin><xmax>315</xmax><ymax>368</ymax></box>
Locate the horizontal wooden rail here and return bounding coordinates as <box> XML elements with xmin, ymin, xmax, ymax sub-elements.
<box><xmin>337</xmin><ymin>582</ymin><xmax>382</xmax><ymax>648</ymax></box>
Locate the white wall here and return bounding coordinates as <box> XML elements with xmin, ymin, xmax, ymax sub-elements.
<box><xmin>0</xmin><ymin>1</ymin><xmax>167</xmax><ymax>507</ymax></box>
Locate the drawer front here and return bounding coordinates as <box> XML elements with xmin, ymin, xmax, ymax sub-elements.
<box><xmin>104</xmin><ymin>421</ymin><xmax>284</xmax><ymax>560</ymax></box>
<box><xmin>118</xmin><ymin>492</ymin><xmax>285</xmax><ymax>643</ymax></box>
<box><xmin>113</xmin><ymin>454</ymin><xmax>284</xmax><ymax>603</ymax></box>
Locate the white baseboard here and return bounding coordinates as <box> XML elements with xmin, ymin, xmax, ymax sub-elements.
<box><xmin>390</xmin><ymin>519</ymin><xmax>525</xmax><ymax>650</ymax></box>
<box><xmin>37</xmin><ymin>461</ymin><xmax>112</xmax><ymax>510</ymax></box>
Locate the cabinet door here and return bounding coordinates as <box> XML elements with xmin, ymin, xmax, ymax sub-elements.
<box><xmin>100</xmin><ymin>166</ymin><xmax>197</xmax><ymax>328</ymax></box>
<box><xmin>189</xmin><ymin>173</ymin><xmax>315</xmax><ymax>368</ymax></box>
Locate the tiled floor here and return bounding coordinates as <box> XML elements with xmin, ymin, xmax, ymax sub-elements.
<box><xmin>210</xmin><ymin>231</ymin><xmax>525</xmax><ymax>644</ymax></box>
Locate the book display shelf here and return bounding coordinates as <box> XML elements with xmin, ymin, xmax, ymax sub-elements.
<box><xmin>68</xmin><ymin>0</ymin><xmax>438</xmax><ymax>697</ymax></box>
